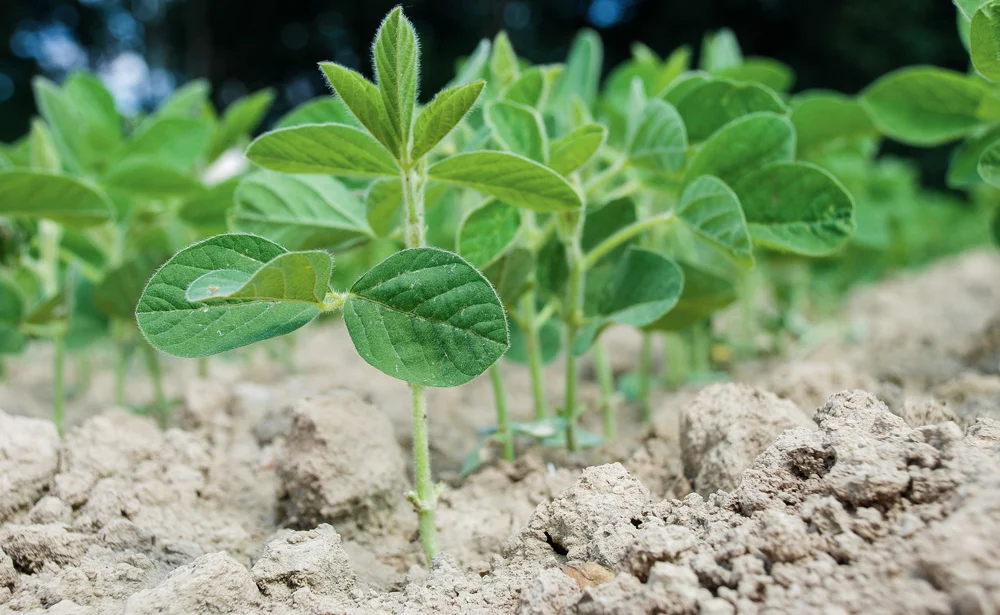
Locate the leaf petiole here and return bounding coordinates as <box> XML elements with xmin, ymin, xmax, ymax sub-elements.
<box><xmin>583</xmin><ymin>212</ymin><xmax>676</xmax><ymax>270</ymax></box>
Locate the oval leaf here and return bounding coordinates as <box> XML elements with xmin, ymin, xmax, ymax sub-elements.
<box><xmin>102</xmin><ymin>158</ymin><xmax>206</xmax><ymax>197</ymax></box>
<box><xmin>598</xmin><ymin>248</ymin><xmax>684</xmax><ymax>326</ymax></box>
<box><xmin>275</xmin><ymin>98</ymin><xmax>358</xmax><ymax>129</ymax></box>
<box><xmin>628</xmin><ymin>99</ymin><xmax>687</xmax><ymax>172</ymax></box>
<box><xmin>136</xmin><ymin>234</ymin><xmax>322</xmax><ymax>358</ymax></box>
<box><xmin>549</xmin><ymin>124</ymin><xmax>606</xmax><ymax>176</ymax></box>
<box><xmin>791</xmin><ymin>92</ymin><xmax>878</xmax><ymax>159</ymax></box>
<box><xmin>0</xmin><ymin>171</ymin><xmax>115</xmax><ymax>228</ymax></box>
<box><xmin>429</xmin><ymin>151</ymin><xmax>582</xmax><ymax>212</ymax></box>
<box><xmin>683</xmin><ymin>112</ymin><xmax>794</xmax><ymax>187</ymax></box>
<box><xmin>457</xmin><ymin>199</ymin><xmax>522</xmax><ymax>269</ymax></box>
<box><xmin>487</xmin><ymin>101</ymin><xmax>548</xmax><ymax>163</ymax></box>
<box><xmin>246</xmin><ymin>124</ymin><xmax>399</xmax><ymax>178</ymax></box>
<box><xmin>979</xmin><ymin>137</ymin><xmax>1000</xmax><ymax>187</ymax></box>
<box><xmin>972</xmin><ymin>1</ymin><xmax>1000</xmax><ymax>81</ymax></box>
<box><xmin>232</xmin><ymin>171</ymin><xmax>373</xmax><ymax>250</ymax></box>
<box><xmin>185</xmin><ymin>250</ymin><xmax>333</xmax><ymax>306</ymax></box>
<box><xmin>344</xmin><ymin>248</ymin><xmax>509</xmax><ymax>387</ymax></box>
<box><xmin>675</xmin><ymin>79</ymin><xmax>787</xmax><ymax>142</ymax></box>
<box><xmin>645</xmin><ymin>261</ymin><xmax>736</xmax><ymax>331</ymax></box>
<box><xmin>733</xmin><ymin>161</ymin><xmax>856</xmax><ymax>256</ymax></box>
<box><xmin>676</xmin><ymin>176</ymin><xmax>752</xmax><ymax>267</ymax></box>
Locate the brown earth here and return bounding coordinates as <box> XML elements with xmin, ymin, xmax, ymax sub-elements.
<box><xmin>1</xmin><ymin>250</ymin><xmax>999</xmax><ymax>614</ymax></box>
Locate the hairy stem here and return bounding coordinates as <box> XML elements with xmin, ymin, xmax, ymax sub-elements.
<box><xmin>519</xmin><ymin>293</ymin><xmax>548</xmax><ymax>420</ymax></box>
<box><xmin>142</xmin><ymin>344</ymin><xmax>168</xmax><ymax>430</ymax></box>
<box><xmin>489</xmin><ymin>364</ymin><xmax>515</xmax><ymax>461</ymax></box>
<box><xmin>53</xmin><ymin>335</ymin><xmax>66</xmax><ymax>437</ymax></box>
<box><xmin>401</xmin><ymin>158</ymin><xmax>438</xmax><ymax>564</ymax></box>
<box><xmin>594</xmin><ymin>343</ymin><xmax>616</xmax><ymax>441</ymax></box>
<box><xmin>638</xmin><ymin>331</ymin><xmax>653</xmax><ymax>423</ymax></box>
<box><xmin>561</xmin><ymin>215</ymin><xmax>586</xmax><ymax>453</ymax></box>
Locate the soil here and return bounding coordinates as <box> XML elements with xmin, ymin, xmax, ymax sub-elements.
<box><xmin>1</xmin><ymin>250</ymin><xmax>1000</xmax><ymax>614</ymax></box>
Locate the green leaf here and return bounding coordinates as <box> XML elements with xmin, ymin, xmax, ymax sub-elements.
<box><xmin>246</xmin><ymin>124</ymin><xmax>399</xmax><ymax>178</ymax></box>
<box><xmin>489</xmin><ymin>32</ymin><xmax>520</xmax><ymax>89</ymax></box>
<box><xmin>972</xmin><ymin>1</ymin><xmax>1000</xmax><ymax>81</ymax></box>
<box><xmin>861</xmin><ymin>67</ymin><xmax>990</xmax><ymax>145</ymax></box>
<box><xmin>674</xmin><ymin>79</ymin><xmax>787</xmax><ymax>142</ymax></box>
<box><xmin>179</xmin><ymin>177</ymin><xmax>240</xmax><ymax>233</ymax></box>
<box><xmin>95</xmin><ymin>254</ymin><xmax>168</xmax><ymax>321</ymax></box>
<box><xmin>700</xmin><ymin>29</ymin><xmax>743</xmax><ymax>72</ymax></box>
<box><xmin>502</xmin><ymin>67</ymin><xmax>547</xmax><ymax>108</ymax></box>
<box><xmin>457</xmin><ymin>199</ymin><xmax>522</xmax><ymax>269</ymax></box>
<box><xmin>411</xmin><ymin>80</ymin><xmax>485</xmax><ymax>160</ymax></box>
<box><xmin>232</xmin><ymin>171</ymin><xmax>373</xmax><ymax>250</ymax></box>
<box><xmin>207</xmin><ymin>88</ymin><xmax>275</xmax><ymax>161</ymax></box>
<box><xmin>948</xmin><ymin>127</ymin><xmax>1000</xmax><ymax>188</ymax></box>
<box><xmin>102</xmin><ymin>158</ymin><xmax>206</xmax><ymax>197</ymax></box>
<box><xmin>158</xmin><ymin>80</ymin><xmax>212</xmax><ymax>118</ymax></box>
<box><xmin>0</xmin><ymin>275</ymin><xmax>23</xmax><ymax>324</ymax></box>
<box><xmin>448</xmin><ymin>39</ymin><xmax>491</xmax><ymax>88</ymax></box>
<box><xmin>717</xmin><ymin>58</ymin><xmax>795</xmax><ymax>93</ymax></box>
<box><xmin>487</xmin><ymin>101</ymin><xmax>548</xmax><ymax>163</ymax></box>
<box><xmin>684</xmin><ymin>112</ymin><xmax>794</xmax><ymax>186</ymax></box>
<box><xmin>119</xmin><ymin>116</ymin><xmax>214</xmax><ymax>169</ymax></box>
<box><xmin>372</xmin><ymin>7</ymin><xmax>419</xmax><ymax>159</ymax></box>
<box><xmin>365</xmin><ymin>178</ymin><xmax>403</xmax><ymax>237</ymax></box>
<box><xmin>662</xmin><ymin>72</ymin><xmax>713</xmax><ymax>106</ymax></box>
<box><xmin>676</xmin><ymin>176</ymin><xmax>753</xmax><ymax>267</ymax></box>
<box><xmin>0</xmin><ymin>322</ymin><xmax>26</xmax><ymax>355</ymax></box>
<box><xmin>551</xmin><ymin>29</ymin><xmax>603</xmax><ymax>107</ymax></box>
<box><xmin>733</xmin><ymin>161</ymin><xmax>856</xmax><ymax>256</ymax></box>
<box><xmin>344</xmin><ymin>248</ymin><xmax>509</xmax><ymax>387</ymax></box>
<box><xmin>136</xmin><ymin>234</ymin><xmax>322</xmax><ymax>358</ymax></box>
<box><xmin>29</xmin><ymin>119</ymin><xmax>61</xmax><ymax>173</ymax></box>
<box><xmin>319</xmin><ymin>62</ymin><xmax>394</xmax><ymax>153</ymax></box>
<box><xmin>186</xmin><ymin>250</ymin><xmax>333</xmax><ymax>306</ymax></box>
<box><xmin>275</xmin><ymin>97</ymin><xmax>357</xmax><ymax>129</ymax></box>
<box><xmin>549</xmin><ymin>124</ymin><xmax>606</xmax><ymax>176</ymax></box>
<box><xmin>506</xmin><ymin>316</ymin><xmax>561</xmax><ymax>365</ymax></box>
<box><xmin>0</xmin><ymin>171</ymin><xmax>115</xmax><ymax>228</ymax></box>
<box><xmin>645</xmin><ymin>262</ymin><xmax>736</xmax><ymax>331</ymax></box>
<box><xmin>978</xmin><ymin>137</ymin><xmax>1000</xmax><ymax>186</ymax></box>
<box><xmin>63</xmin><ymin>72</ymin><xmax>123</xmax><ymax>155</ymax></box>
<box><xmin>429</xmin><ymin>151</ymin><xmax>582</xmax><ymax>212</ymax></box>
<box><xmin>791</xmin><ymin>92</ymin><xmax>879</xmax><ymax>159</ymax></box>
<box><xmin>628</xmin><ymin>99</ymin><xmax>688</xmax><ymax>171</ymax></box>
<box><xmin>483</xmin><ymin>247</ymin><xmax>534</xmax><ymax>306</ymax></box>
<box><xmin>32</xmin><ymin>77</ymin><xmax>84</xmax><ymax>172</ymax></box>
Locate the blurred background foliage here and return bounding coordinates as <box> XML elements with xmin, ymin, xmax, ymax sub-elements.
<box><xmin>0</xmin><ymin>0</ymin><xmax>969</xmax><ymax>187</ymax></box>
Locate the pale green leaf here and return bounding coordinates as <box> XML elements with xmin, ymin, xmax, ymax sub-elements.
<box><xmin>179</xmin><ymin>178</ymin><xmax>239</xmax><ymax>233</ymax></box>
<box><xmin>102</xmin><ymin>158</ymin><xmax>206</xmax><ymax>197</ymax></box>
<box><xmin>0</xmin><ymin>170</ymin><xmax>115</xmax><ymax>228</ymax></box>
<box><xmin>733</xmin><ymin>161</ymin><xmax>856</xmax><ymax>256</ymax></box>
<box><xmin>717</xmin><ymin>57</ymin><xmax>795</xmax><ymax>93</ymax></box>
<box><xmin>502</xmin><ymin>67</ymin><xmax>547</xmax><ymax>108</ymax></box>
<box><xmin>551</xmin><ymin>29</ymin><xmax>603</xmax><ymax>107</ymax></box>
<box><xmin>344</xmin><ymin>247</ymin><xmax>509</xmax><ymax>387</ymax></box>
<box><xmin>246</xmin><ymin>124</ymin><xmax>399</xmax><ymax>178</ymax></box>
<box><xmin>319</xmin><ymin>62</ymin><xmax>394</xmax><ymax>152</ymax></box>
<box><xmin>645</xmin><ymin>261</ymin><xmax>736</xmax><ymax>331</ymax></box>
<box><xmin>489</xmin><ymin>32</ymin><xmax>520</xmax><ymax>89</ymax></box>
<box><xmin>457</xmin><ymin>199</ymin><xmax>522</xmax><ymax>268</ymax></box>
<box><xmin>448</xmin><ymin>39</ymin><xmax>491</xmax><ymax>88</ymax></box>
<box><xmin>275</xmin><ymin>98</ymin><xmax>358</xmax><ymax>129</ymax></box>
<box><xmin>232</xmin><ymin>171</ymin><xmax>373</xmax><ymax>250</ymax></box>
<box><xmin>978</xmin><ymin>137</ymin><xmax>1000</xmax><ymax>186</ymax></box>
<box><xmin>373</xmin><ymin>7</ymin><xmax>419</xmax><ymax>158</ymax></box>
<box><xmin>365</xmin><ymin>178</ymin><xmax>403</xmax><ymax>237</ymax></box>
<box><xmin>684</xmin><ymin>112</ymin><xmax>795</xmax><ymax>186</ymax></box>
<box><xmin>972</xmin><ymin>1</ymin><xmax>1000</xmax><ymax>81</ymax></box>
<box><xmin>411</xmin><ymin>80</ymin><xmax>485</xmax><ymax>160</ymax></box>
<box><xmin>661</xmin><ymin>72</ymin><xmax>713</xmax><ymax>106</ymax></box>
<box><xmin>29</xmin><ymin>119</ymin><xmax>61</xmax><ymax>173</ymax></box>
<box><xmin>63</xmin><ymin>71</ymin><xmax>123</xmax><ymax>155</ymax></box>
<box><xmin>676</xmin><ymin>176</ymin><xmax>752</xmax><ymax>267</ymax></box>
<box><xmin>549</xmin><ymin>124</ymin><xmax>607</xmax><ymax>175</ymax></box>
<box><xmin>32</xmin><ymin>77</ymin><xmax>84</xmax><ymax>171</ymax></box>
<box><xmin>136</xmin><ymin>233</ymin><xmax>322</xmax><ymax>358</ymax></box>
<box><xmin>487</xmin><ymin>101</ymin><xmax>548</xmax><ymax>163</ymax></box>
<box><xmin>483</xmin><ymin>247</ymin><xmax>534</xmax><ymax>306</ymax></box>
<box><xmin>158</xmin><ymin>80</ymin><xmax>212</xmax><ymax>118</ymax></box>
<box><xmin>628</xmin><ymin>99</ymin><xmax>687</xmax><ymax>172</ymax></box>
<box><xmin>861</xmin><ymin>67</ymin><xmax>990</xmax><ymax>145</ymax></box>
<box><xmin>186</xmin><ymin>250</ymin><xmax>333</xmax><ymax>306</ymax></box>
<box><xmin>791</xmin><ymin>92</ymin><xmax>879</xmax><ymax>159</ymax></box>
<box><xmin>119</xmin><ymin>116</ymin><xmax>214</xmax><ymax>169</ymax></box>
<box><xmin>675</xmin><ymin>79</ymin><xmax>787</xmax><ymax>142</ymax></box>
<box><xmin>207</xmin><ymin>88</ymin><xmax>275</xmax><ymax>161</ymax></box>
<box><xmin>700</xmin><ymin>29</ymin><xmax>743</xmax><ymax>72</ymax></box>
<box><xmin>429</xmin><ymin>151</ymin><xmax>581</xmax><ymax>212</ymax></box>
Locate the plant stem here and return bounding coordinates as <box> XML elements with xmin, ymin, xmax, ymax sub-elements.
<box><xmin>583</xmin><ymin>212</ymin><xmax>676</xmax><ymax>270</ymax></box>
<box><xmin>691</xmin><ymin>321</ymin><xmax>712</xmax><ymax>375</ymax></box>
<box><xmin>489</xmin><ymin>364</ymin><xmax>515</xmax><ymax>461</ymax></box>
<box><xmin>638</xmin><ymin>331</ymin><xmax>653</xmax><ymax>424</ymax></box>
<box><xmin>561</xmin><ymin>217</ymin><xmax>586</xmax><ymax>453</ymax></box>
<box><xmin>594</xmin><ymin>343</ymin><xmax>616</xmax><ymax>441</ymax></box>
<box><xmin>115</xmin><ymin>344</ymin><xmax>129</xmax><ymax>407</ymax></box>
<box><xmin>53</xmin><ymin>335</ymin><xmax>66</xmax><ymax>436</ymax></box>
<box><xmin>409</xmin><ymin>384</ymin><xmax>438</xmax><ymax>563</ymax></box>
<box><xmin>518</xmin><ymin>293</ymin><xmax>548</xmax><ymax>419</ymax></box>
<box><xmin>142</xmin><ymin>344</ymin><xmax>168</xmax><ymax>429</ymax></box>
<box><xmin>198</xmin><ymin>357</ymin><xmax>209</xmax><ymax>378</ymax></box>
<box><xmin>400</xmin><ymin>158</ymin><xmax>438</xmax><ymax>564</ymax></box>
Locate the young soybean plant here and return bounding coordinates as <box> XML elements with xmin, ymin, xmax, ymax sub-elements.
<box><xmin>135</xmin><ymin>6</ymin><xmax>581</xmax><ymax>563</ymax></box>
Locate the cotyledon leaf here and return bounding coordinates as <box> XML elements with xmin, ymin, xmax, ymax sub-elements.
<box><xmin>232</xmin><ymin>171</ymin><xmax>373</xmax><ymax>250</ymax></box>
<box><xmin>457</xmin><ymin>199</ymin><xmax>522</xmax><ymax>269</ymax></box>
<box><xmin>344</xmin><ymin>247</ymin><xmax>509</xmax><ymax>387</ymax></box>
<box><xmin>186</xmin><ymin>250</ymin><xmax>334</xmax><ymax>306</ymax></box>
<box><xmin>246</xmin><ymin>124</ymin><xmax>399</xmax><ymax>178</ymax></box>
<box><xmin>429</xmin><ymin>151</ymin><xmax>582</xmax><ymax>212</ymax></box>
<box><xmin>0</xmin><ymin>170</ymin><xmax>115</xmax><ymax>228</ymax></box>
<box><xmin>675</xmin><ymin>175</ymin><xmax>753</xmax><ymax>267</ymax></box>
<box><xmin>136</xmin><ymin>233</ymin><xmax>323</xmax><ymax>358</ymax></box>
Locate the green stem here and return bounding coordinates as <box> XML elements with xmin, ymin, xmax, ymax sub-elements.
<box><xmin>400</xmin><ymin>157</ymin><xmax>438</xmax><ymax>564</ymax></box>
<box><xmin>142</xmin><ymin>344</ymin><xmax>168</xmax><ymax>430</ymax></box>
<box><xmin>53</xmin><ymin>335</ymin><xmax>66</xmax><ymax>437</ymax></box>
<box><xmin>737</xmin><ymin>269</ymin><xmax>758</xmax><ymax>358</ymax></box>
<box><xmin>583</xmin><ymin>212</ymin><xmax>676</xmax><ymax>270</ymax></box>
<box><xmin>594</xmin><ymin>343</ymin><xmax>616</xmax><ymax>441</ymax></box>
<box><xmin>638</xmin><ymin>331</ymin><xmax>653</xmax><ymax>424</ymax></box>
<box><xmin>691</xmin><ymin>321</ymin><xmax>711</xmax><ymax>375</ymax></box>
<box><xmin>489</xmin><ymin>364</ymin><xmax>515</xmax><ymax>461</ymax></box>
<box><xmin>519</xmin><ymin>292</ymin><xmax>548</xmax><ymax>420</ymax></box>
<box><xmin>584</xmin><ymin>157</ymin><xmax>628</xmax><ymax>198</ymax></box>
<box><xmin>409</xmin><ymin>384</ymin><xmax>438</xmax><ymax>563</ymax></box>
<box><xmin>562</xmin><ymin>218</ymin><xmax>586</xmax><ymax>453</ymax></box>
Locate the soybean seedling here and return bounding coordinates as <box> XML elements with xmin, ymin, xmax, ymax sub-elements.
<box><xmin>136</xmin><ymin>6</ymin><xmax>580</xmax><ymax>563</ymax></box>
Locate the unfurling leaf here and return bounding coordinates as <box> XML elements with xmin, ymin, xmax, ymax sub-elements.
<box><xmin>246</xmin><ymin>124</ymin><xmax>399</xmax><ymax>178</ymax></box>
<box><xmin>373</xmin><ymin>7</ymin><xmax>420</xmax><ymax>158</ymax></box>
<box><xmin>550</xmin><ymin>29</ymin><xmax>603</xmax><ymax>107</ymax></box>
<box><xmin>344</xmin><ymin>248</ymin><xmax>509</xmax><ymax>387</ymax></box>
<box><xmin>411</xmin><ymin>80</ymin><xmax>486</xmax><ymax>160</ymax></box>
